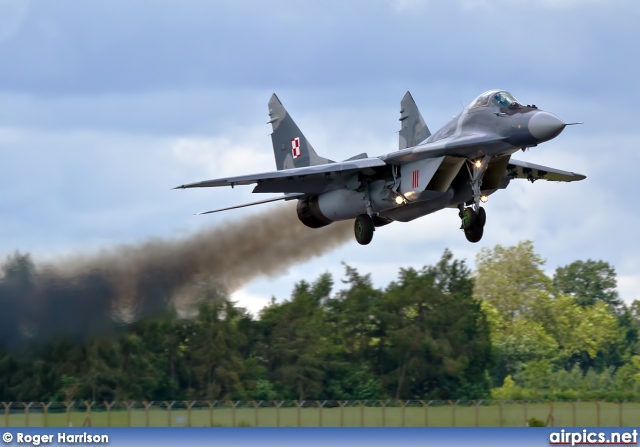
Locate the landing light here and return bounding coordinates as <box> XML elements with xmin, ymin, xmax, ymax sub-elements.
<box><xmin>480</xmin><ymin>194</ymin><xmax>489</xmax><ymax>203</ymax></box>
<box><xmin>395</xmin><ymin>195</ymin><xmax>405</xmax><ymax>205</ymax></box>
<box><xmin>474</xmin><ymin>160</ymin><xmax>482</xmax><ymax>168</ymax></box>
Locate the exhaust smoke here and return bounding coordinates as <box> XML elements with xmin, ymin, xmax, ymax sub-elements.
<box><xmin>0</xmin><ymin>203</ymin><xmax>353</xmax><ymax>346</ymax></box>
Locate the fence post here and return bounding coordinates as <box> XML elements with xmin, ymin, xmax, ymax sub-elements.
<box><xmin>83</xmin><ymin>401</ymin><xmax>93</xmax><ymax>427</ymax></box>
<box><xmin>380</xmin><ymin>400</ymin><xmax>386</xmax><ymax>427</ymax></box>
<box><xmin>524</xmin><ymin>401</ymin><xmax>528</xmax><ymax>426</ymax></box>
<box><xmin>418</xmin><ymin>400</ymin><xmax>425</xmax><ymax>427</ymax></box>
<box><xmin>234</xmin><ymin>401</ymin><xmax>241</xmax><ymax>427</ymax></box>
<box><xmin>41</xmin><ymin>402</ymin><xmax>47</xmax><ymax>427</ymax></box>
<box><xmin>65</xmin><ymin>401</ymin><xmax>74</xmax><ymax>427</ymax></box>
<box><xmin>23</xmin><ymin>402</ymin><xmax>32</xmax><ymax>426</ymax></box>
<box><xmin>596</xmin><ymin>401</ymin><xmax>600</xmax><ymax>427</ymax></box>
<box><xmin>449</xmin><ymin>400</ymin><xmax>455</xmax><ymax>427</ymax></box>
<box><xmin>402</xmin><ymin>400</ymin><xmax>409</xmax><ymax>427</ymax></box>
<box><xmin>339</xmin><ymin>401</ymin><xmax>346</xmax><ymax>427</ymax></box>
<box><xmin>3</xmin><ymin>402</ymin><xmax>9</xmax><ymax>427</ymax></box>
<box><xmin>359</xmin><ymin>401</ymin><xmax>364</xmax><ymax>427</ymax></box>
<box><xmin>253</xmin><ymin>401</ymin><xmax>261</xmax><ymax>428</ymax></box>
<box><xmin>546</xmin><ymin>400</ymin><xmax>554</xmax><ymax>427</ymax></box>
<box><xmin>296</xmin><ymin>400</ymin><xmax>302</xmax><ymax>427</ymax></box>
<box><xmin>619</xmin><ymin>401</ymin><xmax>624</xmax><ymax>427</ymax></box>
<box><xmin>126</xmin><ymin>401</ymin><xmax>134</xmax><ymax>427</ymax></box>
<box><xmin>499</xmin><ymin>400</ymin><xmax>504</xmax><ymax>427</ymax></box>
<box><xmin>143</xmin><ymin>401</ymin><xmax>150</xmax><ymax>427</ymax></box>
<box><xmin>104</xmin><ymin>402</ymin><xmax>113</xmax><ymax>427</ymax></box>
<box><xmin>426</xmin><ymin>400</ymin><xmax>432</xmax><ymax>427</ymax></box>
<box><xmin>318</xmin><ymin>401</ymin><xmax>325</xmax><ymax>428</ymax></box>
<box><xmin>275</xmin><ymin>401</ymin><xmax>283</xmax><ymax>427</ymax></box>
<box><xmin>165</xmin><ymin>401</ymin><xmax>175</xmax><ymax>427</ymax></box>
<box><xmin>475</xmin><ymin>400</ymin><xmax>480</xmax><ymax>427</ymax></box>
<box><xmin>186</xmin><ymin>401</ymin><xmax>195</xmax><ymax>427</ymax></box>
<box><xmin>207</xmin><ymin>401</ymin><xmax>214</xmax><ymax>427</ymax></box>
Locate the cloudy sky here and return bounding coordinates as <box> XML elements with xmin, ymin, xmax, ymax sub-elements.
<box><xmin>1</xmin><ymin>0</ymin><xmax>638</xmax><ymax>315</ymax></box>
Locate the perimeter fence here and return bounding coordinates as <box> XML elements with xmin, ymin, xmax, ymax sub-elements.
<box><xmin>3</xmin><ymin>400</ymin><xmax>640</xmax><ymax>427</ymax></box>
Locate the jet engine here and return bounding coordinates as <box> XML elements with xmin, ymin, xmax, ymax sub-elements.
<box><xmin>296</xmin><ymin>196</ymin><xmax>332</xmax><ymax>228</ymax></box>
<box><xmin>296</xmin><ymin>189</ymin><xmax>371</xmax><ymax>228</ymax></box>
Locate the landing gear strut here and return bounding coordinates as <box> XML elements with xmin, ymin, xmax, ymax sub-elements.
<box><xmin>354</xmin><ymin>214</ymin><xmax>374</xmax><ymax>245</ymax></box>
<box><xmin>459</xmin><ymin>156</ymin><xmax>491</xmax><ymax>243</ymax></box>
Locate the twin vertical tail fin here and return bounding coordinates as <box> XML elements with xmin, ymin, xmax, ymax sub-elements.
<box><xmin>267</xmin><ymin>94</ymin><xmax>334</xmax><ymax>171</ymax></box>
<box><xmin>399</xmin><ymin>91</ymin><xmax>431</xmax><ymax>149</ymax></box>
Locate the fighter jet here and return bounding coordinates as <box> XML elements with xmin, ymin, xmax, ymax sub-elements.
<box><xmin>175</xmin><ymin>90</ymin><xmax>585</xmax><ymax>245</ymax></box>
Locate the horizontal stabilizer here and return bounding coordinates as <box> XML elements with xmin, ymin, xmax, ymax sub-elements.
<box><xmin>508</xmin><ymin>159</ymin><xmax>586</xmax><ymax>182</ymax></box>
<box><xmin>197</xmin><ymin>193</ymin><xmax>304</xmax><ymax>215</ymax></box>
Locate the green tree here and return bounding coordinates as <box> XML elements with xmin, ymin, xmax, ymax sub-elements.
<box><xmin>378</xmin><ymin>250</ymin><xmax>492</xmax><ymax>400</ymax></box>
<box><xmin>474</xmin><ymin>241</ymin><xmax>552</xmax><ymax>323</ymax></box>
<box><xmin>260</xmin><ymin>275</ymin><xmax>334</xmax><ymax>400</ymax></box>
<box><xmin>553</xmin><ymin>260</ymin><xmax>621</xmax><ymax>309</ymax></box>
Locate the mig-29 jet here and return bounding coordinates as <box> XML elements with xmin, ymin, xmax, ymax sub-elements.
<box><xmin>175</xmin><ymin>90</ymin><xmax>585</xmax><ymax>245</ymax></box>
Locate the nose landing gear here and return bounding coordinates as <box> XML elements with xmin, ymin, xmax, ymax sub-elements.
<box><xmin>459</xmin><ymin>156</ymin><xmax>491</xmax><ymax>243</ymax></box>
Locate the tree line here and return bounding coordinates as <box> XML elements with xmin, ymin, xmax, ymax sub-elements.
<box><xmin>0</xmin><ymin>241</ymin><xmax>638</xmax><ymax>402</ymax></box>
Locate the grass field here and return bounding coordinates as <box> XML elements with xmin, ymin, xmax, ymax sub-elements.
<box><xmin>3</xmin><ymin>401</ymin><xmax>639</xmax><ymax>427</ymax></box>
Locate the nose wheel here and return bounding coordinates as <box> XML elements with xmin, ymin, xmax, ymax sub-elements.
<box><xmin>354</xmin><ymin>214</ymin><xmax>374</xmax><ymax>245</ymax></box>
<box><xmin>460</xmin><ymin>206</ymin><xmax>486</xmax><ymax>243</ymax></box>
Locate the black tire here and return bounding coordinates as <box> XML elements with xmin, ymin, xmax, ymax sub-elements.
<box><xmin>465</xmin><ymin>224</ymin><xmax>484</xmax><ymax>243</ymax></box>
<box><xmin>354</xmin><ymin>214</ymin><xmax>374</xmax><ymax>245</ymax></box>
<box><xmin>477</xmin><ymin>207</ymin><xmax>486</xmax><ymax>228</ymax></box>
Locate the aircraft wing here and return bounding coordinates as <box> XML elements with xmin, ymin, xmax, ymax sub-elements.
<box><xmin>507</xmin><ymin>159</ymin><xmax>586</xmax><ymax>182</ymax></box>
<box><xmin>174</xmin><ymin>157</ymin><xmax>387</xmax><ymax>195</ymax></box>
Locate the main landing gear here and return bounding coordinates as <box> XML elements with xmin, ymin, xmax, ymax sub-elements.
<box><xmin>354</xmin><ymin>214</ymin><xmax>374</xmax><ymax>245</ymax></box>
<box><xmin>459</xmin><ymin>156</ymin><xmax>491</xmax><ymax>243</ymax></box>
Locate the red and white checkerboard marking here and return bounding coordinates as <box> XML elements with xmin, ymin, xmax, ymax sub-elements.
<box><xmin>291</xmin><ymin>137</ymin><xmax>301</xmax><ymax>158</ymax></box>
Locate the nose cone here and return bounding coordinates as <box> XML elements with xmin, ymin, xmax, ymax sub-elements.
<box><xmin>529</xmin><ymin>111</ymin><xmax>566</xmax><ymax>141</ymax></box>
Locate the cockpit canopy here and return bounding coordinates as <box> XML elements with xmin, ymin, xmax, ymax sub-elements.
<box><xmin>469</xmin><ymin>90</ymin><xmax>520</xmax><ymax>109</ymax></box>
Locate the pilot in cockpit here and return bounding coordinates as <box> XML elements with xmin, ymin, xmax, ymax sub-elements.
<box><xmin>493</xmin><ymin>92</ymin><xmax>518</xmax><ymax>108</ymax></box>
<box><xmin>493</xmin><ymin>92</ymin><xmax>512</xmax><ymax>108</ymax></box>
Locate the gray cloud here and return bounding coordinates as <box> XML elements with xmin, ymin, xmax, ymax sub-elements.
<box><xmin>0</xmin><ymin>0</ymin><xmax>637</xmax><ymax>316</ymax></box>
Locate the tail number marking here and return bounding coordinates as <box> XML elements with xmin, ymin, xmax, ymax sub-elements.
<box><xmin>291</xmin><ymin>137</ymin><xmax>301</xmax><ymax>158</ymax></box>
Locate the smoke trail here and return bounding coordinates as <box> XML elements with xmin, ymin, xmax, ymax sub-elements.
<box><xmin>0</xmin><ymin>203</ymin><xmax>353</xmax><ymax>346</ymax></box>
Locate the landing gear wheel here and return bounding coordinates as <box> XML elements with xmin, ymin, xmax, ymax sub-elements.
<box><xmin>460</xmin><ymin>207</ymin><xmax>485</xmax><ymax>243</ymax></box>
<box><xmin>464</xmin><ymin>223</ymin><xmax>484</xmax><ymax>243</ymax></box>
<box><xmin>354</xmin><ymin>214</ymin><xmax>374</xmax><ymax>245</ymax></box>
<box><xmin>477</xmin><ymin>207</ymin><xmax>486</xmax><ymax>228</ymax></box>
